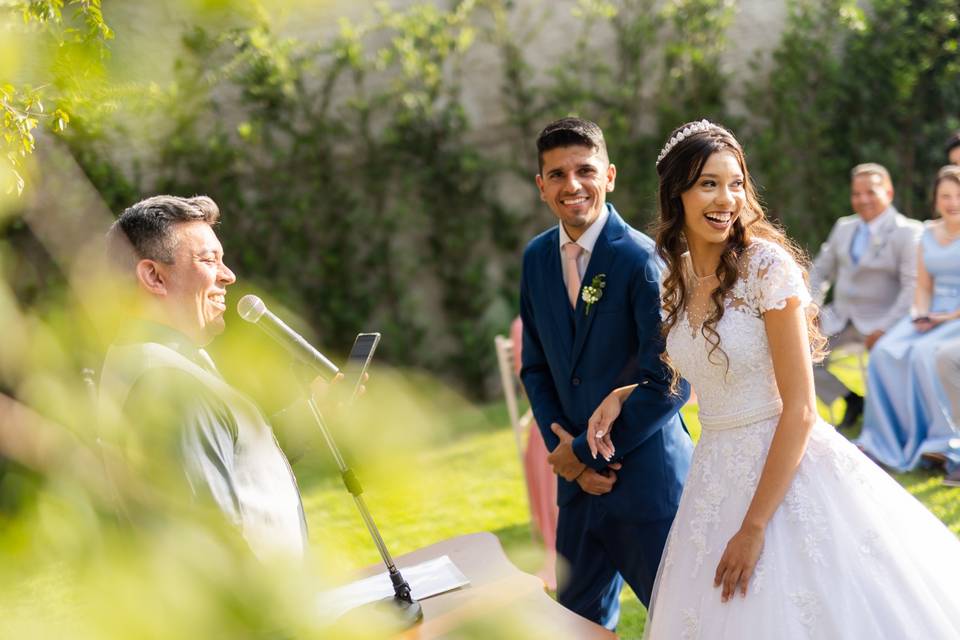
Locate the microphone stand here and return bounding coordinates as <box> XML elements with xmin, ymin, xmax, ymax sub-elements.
<box><xmin>303</xmin><ymin>393</ymin><xmax>423</xmax><ymax>628</ymax></box>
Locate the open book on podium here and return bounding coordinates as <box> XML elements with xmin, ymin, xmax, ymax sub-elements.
<box><xmin>317</xmin><ymin>555</ymin><xmax>469</xmax><ymax>620</ymax></box>
<box><xmin>321</xmin><ymin>532</ymin><xmax>615</xmax><ymax>638</ymax></box>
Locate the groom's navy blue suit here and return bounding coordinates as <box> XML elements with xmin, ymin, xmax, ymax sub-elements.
<box><xmin>520</xmin><ymin>204</ymin><xmax>693</xmax><ymax>628</ymax></box>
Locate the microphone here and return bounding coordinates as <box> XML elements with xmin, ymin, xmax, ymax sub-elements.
<box><xmin>237</xmin><ymin>294</ymin><xmax>340</xmax><ymax>381</ymax></box>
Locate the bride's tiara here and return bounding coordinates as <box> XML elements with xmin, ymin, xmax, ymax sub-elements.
<box><xmin>656</xmin><ymin>119</ymin><xmax>715</xmax><ymax>166</ymax></box>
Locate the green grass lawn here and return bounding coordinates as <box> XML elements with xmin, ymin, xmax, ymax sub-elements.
<box><xmin>303</xmin><ymin>358</ymin><xmax>960</xmax><ymax>639</ymax></box>
<box><xmin>4</xmin><ymin>359</ymin><xmax>957</xmax><ymax>638</ymax></box>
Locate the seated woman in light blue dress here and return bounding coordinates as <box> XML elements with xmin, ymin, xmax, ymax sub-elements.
<box><xmin>858</xmin><ymin>166</ymin><xmax>960</xmax><ymax>471</ymax></box>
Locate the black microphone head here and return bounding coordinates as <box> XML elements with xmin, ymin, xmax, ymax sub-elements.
<box><xmin>237</xmin><ymin>294</ymin><xmax>267</xmax><ymax>323</ymax></box>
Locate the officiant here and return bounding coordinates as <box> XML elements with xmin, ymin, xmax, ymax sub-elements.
<box><xmin>99</xmin><ymin>194</ymin><xmax>331</xmax><ymax>561</ymax></box>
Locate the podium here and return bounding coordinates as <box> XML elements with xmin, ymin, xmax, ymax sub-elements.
<box><xmin>358</xmin><ymin>532</ymin><xmax>616</xmax><ymax>639</ymax></box>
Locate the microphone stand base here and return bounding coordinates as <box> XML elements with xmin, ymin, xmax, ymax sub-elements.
<box><xmin>389</xmin><ymin>594</ymin><xmax>424</xmax><ymax>626</ymax></box>
<box><xmin>335</xmin><ymin>594</ymin><xmax>423</xmax><ymax>633</ymax></box>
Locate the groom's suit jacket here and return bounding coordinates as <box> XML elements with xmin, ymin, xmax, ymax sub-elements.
<box><xmin>520</xmin><ymin>204</ymin><xmax>692</xmax><ymax>523</ymax></box>
<box><xmin>810</xmin><ymin>207</ymin><xmax>922</xmax><ymax>336</ymax></box>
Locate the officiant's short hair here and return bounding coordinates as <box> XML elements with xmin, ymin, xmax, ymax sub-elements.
<box><xmin>106</xmin><ymin>195</ymin><xmax>221</xmax><ymax>273</ymax></box>
<box><xmin>536</xmin><ymin>117</ymin><xmax>608</xmax><ymax>172</ymax></box>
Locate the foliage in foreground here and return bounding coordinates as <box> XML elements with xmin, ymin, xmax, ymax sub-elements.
<box><xmin>1</xmin><ymin>0</ymin><xmax>111</xmax><ymax>195</ymax></box>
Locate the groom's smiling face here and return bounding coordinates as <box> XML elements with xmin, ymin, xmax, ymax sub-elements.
<box><xmin>536</xmin><ymin>145</ymin><xmax>616</xmax><ymax>241</ymax></box>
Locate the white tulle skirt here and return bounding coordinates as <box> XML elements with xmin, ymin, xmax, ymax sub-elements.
<box><xmin>643</xmin><ymin>417</ymin><xmax>960</xmax><ymax>639</ymax></box>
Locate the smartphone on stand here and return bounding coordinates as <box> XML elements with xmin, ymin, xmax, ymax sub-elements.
<box><xmin>343</xmin><ymin>332</ymin><xmax>380</xmax><ymax>404</ymax></box>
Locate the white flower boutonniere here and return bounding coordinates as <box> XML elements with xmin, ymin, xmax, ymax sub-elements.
<box><xmin>582</xmin><ymin>274</ymin><xmax>607</xmax><ymax>315</ymax></box>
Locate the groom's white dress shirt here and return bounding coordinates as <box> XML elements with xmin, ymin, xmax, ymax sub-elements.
<box><xmin>558</xmin><ymin>204</ymin><xmax>608</xmax><ymax>286</ymax></box>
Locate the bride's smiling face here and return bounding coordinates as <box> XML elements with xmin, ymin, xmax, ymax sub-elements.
<box><xmin>680</xmin><ymin>150</ymin><xmax>746</xmax><ymax>246</ymax></box>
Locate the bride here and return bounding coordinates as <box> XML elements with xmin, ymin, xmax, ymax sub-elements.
<box><xmin>587</xmin><ymin>121</ymin><xmax>960</xmax><ymax>638</ymax></box>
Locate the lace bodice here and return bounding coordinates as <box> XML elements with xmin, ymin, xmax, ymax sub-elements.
<box><xmin>666</xmin><ymin>240</ymin><xmax>811</xmax><ymax>430</ymax></box>
<box><xmin>647</xmin><ymin>242</ymin><xmax>960</xmax><ymax>640</ymax></box>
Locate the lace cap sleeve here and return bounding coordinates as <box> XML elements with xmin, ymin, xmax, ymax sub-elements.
<box><xmin>746</xmin><ymin>240</ymin><xmax>812</xmax><ymax>313</ymax></box>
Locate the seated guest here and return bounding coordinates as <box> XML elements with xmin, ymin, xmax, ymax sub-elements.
<box><xmin>858</xmin><ymin>166</ymin><xmax>960</xmax><ymax>471</ymax></box>
<box><xmin>810</xmin><ymin>163</ymin><xmax>923</xmax><ymax>428</ymax></box>
<box><xmin>935</xmin><ymin>133</ymin><xmax>960</xmax><ymax>486</ymax></box>
<box><xmin>935</xmin><ymin>340</ymin><xmax>960</xmax><ymax>487</ymax></box>
<box><xmin>99</xmin><ymin>195</ymin><xmax>325</xmax><ymax>561</ymax></box>
<box><xmin>946</xmin><ymin>131</ymin><xmax>960</xmax><ymax>167</ymax></box>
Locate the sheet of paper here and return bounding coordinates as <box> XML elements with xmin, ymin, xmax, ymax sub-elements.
<box><xmin>316</xmin><ymin>555</ymin><xmax>470</xmax><ymax>620</ymax></box>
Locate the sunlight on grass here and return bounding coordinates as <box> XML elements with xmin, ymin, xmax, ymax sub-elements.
<box><xmin>303</xmin><ymin>427</ymin><xmax>535</xmax><ymax>574</ymax></box>
<box><xmin>299</xmin><ymin>353</ymin><xmax>959</xmax><ymax>639</ymax></box>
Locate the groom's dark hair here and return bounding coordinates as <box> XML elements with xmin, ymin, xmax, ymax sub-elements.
<box><xmin>536</xmin><ymin>117</ymin><xmax>608</xmax><ymax>173</ymax></box>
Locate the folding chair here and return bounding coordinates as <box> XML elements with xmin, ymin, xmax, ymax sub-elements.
<box><xmin>494</xmin><ymin>334</ymin><xmax>535</xmax><ymax>531</ymax></box>
<box><xmin>822</xmin><ymin>344</ymin><xmax>869</xmax><ymax>425</ymax></box>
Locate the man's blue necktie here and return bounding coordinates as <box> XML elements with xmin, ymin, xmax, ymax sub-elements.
<box><xmin>850</xmin><ymin>222</ymin><xmax>870</xmax><ymax>264</ymax></box>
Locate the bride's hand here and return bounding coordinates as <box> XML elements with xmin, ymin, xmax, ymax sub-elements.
<box><xmin>587</xmin><ymin>391</ymin><xmax>622</xmax><ymax>461</ymax></box>
<box><xmin>714</xmin><ymin>524</ymin><xmax>764</xmax><ymax>602</ymax></box>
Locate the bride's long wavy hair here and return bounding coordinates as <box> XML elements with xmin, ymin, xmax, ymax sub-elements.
<box><xmin>653</xmin><ymin>121</ymin><xmax>828</xmax><ymax>394</ymax></box>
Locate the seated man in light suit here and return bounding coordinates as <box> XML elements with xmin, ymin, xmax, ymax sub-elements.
<box><xmin>810</xmin><ymin>163</ymin><xmax>923</xmax><ymax>428</ymax></box>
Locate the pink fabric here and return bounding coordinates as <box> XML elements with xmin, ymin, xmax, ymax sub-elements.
<box><xmin>511</xmin><ymin>316</ymin><xmax>524</xmax><ymax>375</ymax></box>
<box><xmin>523</xmin><ymin>422</ymin><xmax>559</xmax><ymax>546</ymax></box>
<box><xmin>511</xmin><ymin>317</ymin><xmax>558</xmax><ymax>590</ymax></box>
<box><xmin>562</xmin><ymin>242</ymin><xmax>583</xmax><ymax>308</ymax></box>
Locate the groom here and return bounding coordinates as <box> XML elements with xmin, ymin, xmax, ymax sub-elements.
<box><xmin>519</xmin><ymin>117</ymin><xmax>692</xmax><ymax>629</ymax></box>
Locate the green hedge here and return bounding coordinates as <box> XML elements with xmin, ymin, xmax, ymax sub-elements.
<box><xmin>39</xmin><ymin>0</ymin><xmax>960</xmax><ymax>396</ymax></box>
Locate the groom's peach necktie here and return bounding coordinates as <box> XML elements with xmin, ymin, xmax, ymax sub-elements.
<box><xmin>563</xmin><ymin>242</ymin><xmax>583</xmax><ymax>308</ymax></box>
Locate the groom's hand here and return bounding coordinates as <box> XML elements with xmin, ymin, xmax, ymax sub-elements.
<box><xmin>547</xmin><ymin>423</ymin><xmax>587</xmax><ymax>481</ymax></box>
<box><xmin>576</xmin><ymin>468</ymin><xmax>618</xmax><ymax>495</ymax></box>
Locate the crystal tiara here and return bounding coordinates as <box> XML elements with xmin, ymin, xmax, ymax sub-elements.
<box><xmin>656</xmin><ymin>119</ymin><xmax>715</xmax><ymax>166</ymax></box>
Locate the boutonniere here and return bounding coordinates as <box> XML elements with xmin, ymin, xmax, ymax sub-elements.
<box><xmin>581</xmin><ymin>274</ymin><xmax>607</xmax><ymax>315</ymax></box>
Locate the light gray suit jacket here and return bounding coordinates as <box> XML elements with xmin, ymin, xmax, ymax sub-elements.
<box><xmin>810</xmin><ymin>206</ymin><xmax>923</xmax><ymax>336</ymax></box>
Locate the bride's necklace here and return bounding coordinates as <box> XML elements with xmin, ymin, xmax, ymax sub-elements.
<box><xmin>691</xmin><ymin>269</ymin><xmax>718</xmax><ymax>288</ymax></box>
<box><xmin>686</xmin><ymin>252</ymin><xmax>720</xmax><ymax>291</ymax></box>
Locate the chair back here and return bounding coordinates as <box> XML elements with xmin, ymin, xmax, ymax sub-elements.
<box><xmin>495</xmin><ymin>335</ymin><xmax>537</xmax><ymax>530</ymax></box>
<box><xmin>495</xmin><ymin>335</ymin><xmax>529</xmax><ymax>452</ymax></box>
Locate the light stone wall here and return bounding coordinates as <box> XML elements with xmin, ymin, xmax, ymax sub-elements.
<box><xmin>276</xmin><ymin>0</ymin><xmax>788</xmax><ymax>125</ymax></box>
<box><xmin>105</xmin><ymin>0</ymin><xmax>788</xmax><ymax>128</ymax></box>
<box><xmin>98</xmin><ymin>0</ymin><xmax>789</xmax><ymax>215</ymax></box>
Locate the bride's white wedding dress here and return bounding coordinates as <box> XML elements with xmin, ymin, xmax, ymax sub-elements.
<box><xmin>643</xmin><ymin>240</ymin><xmax>960</xmax><ymax>639</ymax></box>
